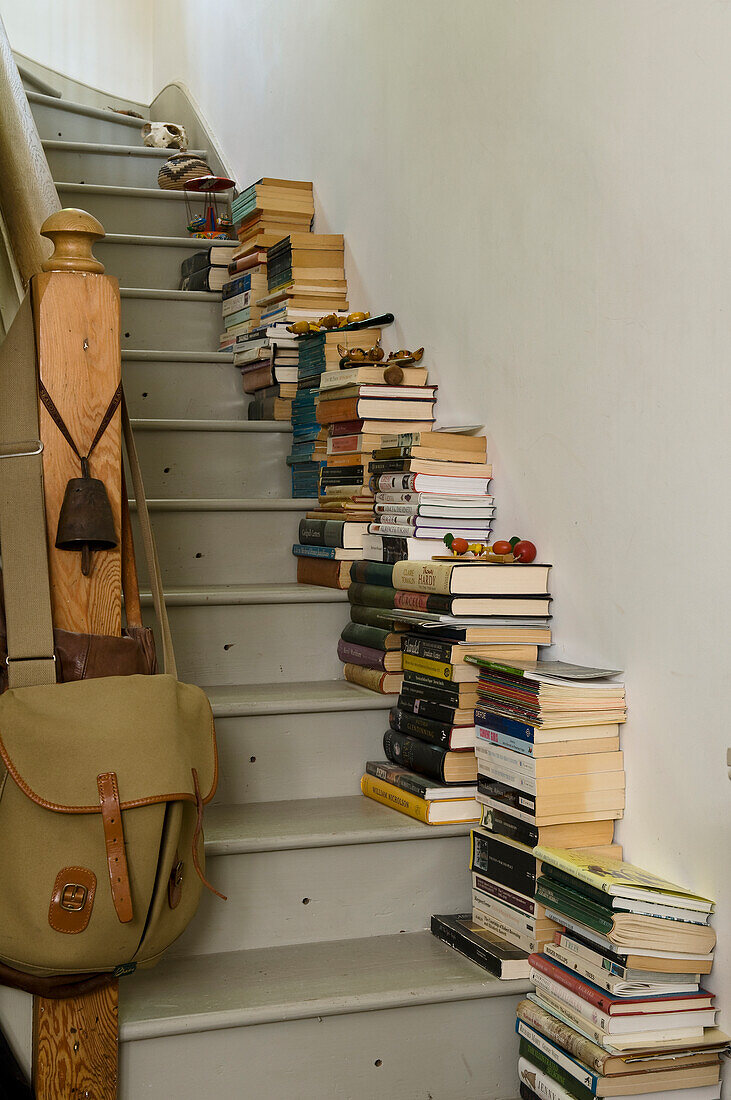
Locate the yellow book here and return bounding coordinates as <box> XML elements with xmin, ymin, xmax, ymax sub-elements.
<box><xmin>360</xmin><ymin>774</ymin><xmax>479</xmax><ymax>825</ymax></box>
<box><xmin>401</xmin><ymin>652</ymin><xmax>459</xmax><ymax>682</ymax></box>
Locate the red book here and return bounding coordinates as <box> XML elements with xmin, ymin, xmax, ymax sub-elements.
<box><xmin>527</xmin><ymin>954</ymin><xmax>713</xmax><ymax>1016</ymax></box>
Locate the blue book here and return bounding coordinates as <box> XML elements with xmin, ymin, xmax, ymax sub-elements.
<box><xmin>224</xmin><ymin>306</ymin><xmax>252</xmax><ymax>328</ymax></box>
<box><xmin>292</xmin><ymin>544</ymin><xmax>342</xmax><ymax>560</ymax></box>
<box><xmin>222</xmin><ymin>272</ymin><xmax>253</xmax><ymax>299</ymax></box>
<box><xmin>474</xmin><ymin>707</ymin><xmax>536</xmax><ymax>746</ymax></box>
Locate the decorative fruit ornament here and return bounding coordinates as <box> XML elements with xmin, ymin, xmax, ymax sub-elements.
<box><xmin>451</xmin><ymin>537</ymin><xmax>469</xmax><ymax>555</ymax></box>
<box><xmin>512</xmin><ymin>540</ymin><xmax>537</xmax><ymax>563</ymax></box>
<box><xmin>492</xmin><ymin>540</ymin><xmax>513</xmax><ymax>556</ymax></box>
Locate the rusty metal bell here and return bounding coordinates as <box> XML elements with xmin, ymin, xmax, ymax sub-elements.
<box><xmin>55</xmin><ymin>458</ymin><xmax>118</xmax><ymax>575</ymax></box>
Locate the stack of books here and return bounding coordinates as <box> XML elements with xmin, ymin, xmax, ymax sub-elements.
<box><xmin>219</xmin><ymin>247</ymin><xmax>269</xmax><ymax>350</ymax></box>
<box><xmin>258</xmin><ymin>234</ymin><xmax>347</xmax><ymax>328</ymax></box>
<box><xmin>358</xmin><ymin>561</ymin><xmax>557</xmax><ymax>837</ymax></box>
<box><xmin>517</xmin><ymin>849</ymin><xmax>726</xmax><ymax>1100</ymax></box>
<box><xmin>365</xmin><ymin>430</ymin><xmax>494</xmax><ymax>563</ymax></box>
<box><xmin>238</xmin><ymin>324</ymin><xmax>300</xmax><ymax>421</ymax></box>
<box><xmin>340</xmin><ymin>560</ymin><xmax>406</xmax><ymax>690</ymax></box>
<box><xmin>180</xmin><ymin>242</ymin><xmax>238</xmax><ymax>294</ymax></box>
<box><xmin>469</xmin><ymin>659</ymin><xmax>627</xmax><ymax>956</ymax></box>
<box><xmin>231</xmin><ymin>177</ymin><xmax>314</xmax><ymax>253</ymax></box>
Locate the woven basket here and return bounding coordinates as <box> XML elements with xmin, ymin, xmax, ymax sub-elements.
<box><xmin>158</xmin><ymin>153</ymin><xmax>213</xmax><ymax>191</ymax></box>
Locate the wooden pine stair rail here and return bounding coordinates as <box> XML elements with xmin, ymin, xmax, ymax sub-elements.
<box><xmin>0</xmin><ymin>21</ymin><xmax>122</xmax><ymax>1098</ymax></box>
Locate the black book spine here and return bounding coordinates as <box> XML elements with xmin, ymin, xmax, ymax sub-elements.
<box><xmin>365</xmin><ymin>760</ymin><xmax>429</xmax><ymax>799</ymax></box>
<box><xmin>180</xmin><ymin>250</ymin><xmax>211</xmax><ymax>279</ymax></box>
<box><xmin>401</xmin><ymin>670</ymin><xmax>468</xmax><ymax>705</ymax></box>
<box><xmin>477</xmin><ymin>775</ymin><xmax>536</xmax><ymax>815</ymax></box>
<box><xmin>349</xmin><ymin>604</ymin><xmax>400</xmax><ymax>630</ymax></box>
<box><xmin>470</xmin><ymin>830</ymin><xmax>537</xmax><ymax>897</ymax></box>
<box><xmin>322</xmin><ymin>464</ymin><xmax>365</xmax><ymax>479</ymax></box>
<box><xmin>383</xmin><ymin>729</ymin><xmax>448</xmax><ymax>784</ymax></box>
<box><xmin>350</xmin><ymin>560</ymin><xmax>395</xmax><ymax>586</ymax></box>
<box><xmin>540</xmin><ymin>864</ymin><xmax>616</xmax><ymax>912</ymax></box>
<box><xmin>368</xmin><ymin>459</ymin><xmax>411</xmax><ymax>474</ymax></box>
<box><xmin>298</xmin><ymin>518</ymin><xmax>344</xmax><ymax>548</ymax></box>
<box><xmin>181</xmin><ymin>266</ymin><xmax>214</xmax><ymax>292</ymax></box>
<box><xmin>480</xmin><ymin>804</ymin><xmax>539</xmax><ymax>848</ymax></box>
<box><xmin>377</xmin><ymin>536</ymin><xmax>410</xmax><ymax>563</ymax></box>
<box><xmin>401</xmin><ymin>633</ymin><xmax>454</xmax><ymax>663</ymax></box>
<box><xmin>397</xmin><ymin>693</ymin><xmax>462</xmax><ymax>726</ymax></box>
<box><xmin>388</xmin><ymin>706</ymin><xmax>451</xmax><ymax>747</ymax></box>
<box><xmin>430</xmin><ymin>915</ymin><xmax>504</xmax><ymax>979</ymax></box>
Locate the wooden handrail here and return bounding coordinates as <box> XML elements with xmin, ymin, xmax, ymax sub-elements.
<box><xmin>0</xmin><ymin>14</ymin><xmax>60</xmax><ymax>286</ymax></box>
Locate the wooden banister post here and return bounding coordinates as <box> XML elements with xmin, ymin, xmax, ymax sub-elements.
<box><xmin>0</xmin><ymin>14</ymin><xmax>60</xmax><ymax>285</ymax></box>
<box><xmin>31</xmin><ymin>210</ymin><xmax>121</xmax><ymax>1098</ymax></box>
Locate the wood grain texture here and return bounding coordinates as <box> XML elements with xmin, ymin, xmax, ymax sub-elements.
<box><xmin>33</xmin><ymin>270</ymin><xmax>122</xmax><ymax>634</ymax></box>
<box><xmin>34</xmin><ymin>983</ymin><xmax>119</xmax><ymax>1099</ymax></box>
<box><xmin>0</xmin><ymin>15</ymin><xmax>59</xmax><ymax>284</ymax></box>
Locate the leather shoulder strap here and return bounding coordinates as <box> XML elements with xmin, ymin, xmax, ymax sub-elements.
<box><xmin>0</xmin><ymin>295</ymin><xmax>56</xmax><ymax>687</ymax></box>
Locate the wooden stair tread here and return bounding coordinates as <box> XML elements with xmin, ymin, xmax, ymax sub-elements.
<box><xmin>204</xmin><ymin>795</ymin><xmax>472</xmax><ymax>856</ymax></box>
<box><xmin>56</xmin><ymin>181</ymin><xmax>202</xmax><ymax>200</ymax></box>
<box><xmin>203</xmin><ymin>679</ymin><xmax>393</xmax><ymax>718</ymax></box>
<box><xmin>139</xmin><ymin>582</ymin><xmax>347</xmax><ymax>606</ymax></box>
<box><xmin>118</xmin><ymin>931</ymin><xmax>530</xmax><ymax>1040</ymax></box>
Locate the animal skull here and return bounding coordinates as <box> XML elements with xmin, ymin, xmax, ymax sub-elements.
<box><xmin>142</xmin><ymin>122</ymin><xmax>189</xmax><ymax>151</ymax></box>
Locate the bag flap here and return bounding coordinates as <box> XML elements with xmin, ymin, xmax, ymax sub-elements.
<box><xmin>0</xmin><ymin>675</ymin><xmax>217</xmax><ymax>812</ymax></box>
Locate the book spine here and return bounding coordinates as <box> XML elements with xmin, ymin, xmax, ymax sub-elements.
<box><xmin>388</xmin><ymin>706</ymin><xmax>452</xmax><ymax>748</ymax></box>
<box><xmin>477</xmin><ymin>757</ymin><xmax>538</xmax><ymax>795</ymax></box>
<box><xmin>292</xmin><ymin>544</ymin><xmax>342</xmax><ymax>560</ymax></box>
<box><xmin>529</xmin><ymin>954</ymin><xmax>613</xmax><ymax>1013</ymax></box>
<box><xmin>337</xmin><ymin>639</ymin><xmax>386</xmax><ymax>669</ymax></box>
<box><xmin>392</xmin><ymin>559</ymin><xmax>455</xmax><ymax>595</ymax></box>
<box><xmin>552</xmin><ymin>933</ymin><xmax>627</xmax><ymax>979</ymax></box>
<box><xmin>180</xmin><ymin>265</ymin><xmax>214</xmax><ymax>291</ymax></box>
<box><xmin>349</xmin><ymin>604</ymin><xmax>399</xmax><ymax>630</ymax></box>
<box><xmin>481</xmin><ymin>803</ymin><xmax>539</xmax><ymax>847</ymax></box>
<box><xmin>376</xmin><ymin>473</ymin><xmax>419</xmax><ymax>491</ymax></box>
<box><xmin>350</xmin><ymin>560</ymin><xmax>395</xmax><ymax>586</ymax></box>
<box><xmin>180</xmin><ymin>251</ymin><xmax>211</xmax><ymax>279</ymax></box>
<box><xmin>393</xmin><ymin>590</ymin><xmax>453</xmax><ymax>613</ymax></box>
<box><xmin>473</xmin><ymin>872</ymin><xmax>539</xmax><ymax>916</ymax></box>
<box><xmin>470</xmin><ymin>830</ymin><xmax>537</xmax><ymax>895</ymax></box>
<box><xmin>430</xmin><ymin>915</ymin><xmax>505</xmax><ymax>979</ymax></box>
<box><xmin>516</xmin><ymin>1000</ymin><xmax>607</xmax><ymax>1074</ymax></box>
<box><xmin>535</xmin><ymin>881</ymin><xmax>614</xmax><ymax>935</ymax></box>
<box><xmin>364</xmin><ymin>761</ymin><xmax>431</xmax><ymax>799</ymax></box>
<box><xmin>478</xmin><ymin>774</ymin><xmax>537</xmax><ymax>816</ymax></box>
<box><xmin>401</xmin><ymin>634</ymin><xmax>455</xmax><ymax>663</ymax></box>
<box><xmin>535</xmin><ymin>992</ymin><xmax>609</xmax><ymax>1047</ymax></box>
<box><xmin>341</xmin><ymin>622</ymin><xmax>391</xmax><ymax>651</ymax></box>
<box><xmin>529</xmin><ymin>970</ymin><xmax>611</xmax><ymax>1030</ymax></box>
<box><xmin>401</xmin><ymin>670</ymin><xmax>467</xmax><ymax>703</ymax></box>
<box><xmin>476</xmin><ymin>724</ymin><xmax>536</xmax><ymax>757</ymax></box>
<box><xmin>348</xmin><ymin>583</ymin><xmax>396</xmax><ymax>609</ymax></box>
<box><xmin>401</xmin><ymin>652</ymin><xmax>456</xmax><ymax>682</ymax></box>
<box><xmin>518</xmin><ymin>1037</ymin><xmax>595</xmax><ymax>1100</ymax></box>
<box><xmin>344</xmin><ymin>664</ymin><xmax>392</xmax><ymax>693</ymax></box>
<box><xmin>475</xmin><ymin>706</ymin><xmax>537</xmax><ymax>745</ymax></box>
<box><xmin>398</xmin><ymin>693</ymin><xmax>462</xmax><ymax>726</ymax></box>
<box><xmin>471</xmin><ymin>898</ymin><xmax>542</xmax><ymax>953</ymax></box>
<box><xmin>222</xmin><ymin>272</ymin><xmax>253</xmax><ymax>298</ymax></box>
<box><xmin>518</xmin><ymin>1057</ymin><xmax>589</xmax><ymax>1100</ymax></box>
<box><xmin>383</xmin><ymin>729</ymin><xmax>448</xmax><ymax>784</ymax></box>
<box><xmin>539</xmin><ymin>866</ymin><xmax>618</xmax><ymax>911</ymax></box>
<box><xmin>298</xmin><ymin>518</ymin><xmax>347</xmax><ymax>547</ymax></box>
<box><xmin>222</xmin><ymin>290</ymin><xmax>253</xmax><ymax>317</ymax></box>
<box><xmin>360</xmin><ymin>773</ymin><xmax>429</xmax><ymax>823</ymax></box>
<box><xmin>516</xmin><ymin>1023</ymin><xmax>600</xmax><ymax>1092</ymax></box>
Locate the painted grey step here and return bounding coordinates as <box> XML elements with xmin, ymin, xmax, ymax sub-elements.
<box><xmin>119</xmin><ymin>931</ymin><xmax>529</xmax><ymax>1036</ymax></box>
<box><xmin>122</xmin><ymin>352</ymin><xmax>243</xmax><ymax>420</ymax></box>
<box><xmin>120</xmin><ymin>288</ymin><xmax>221</xmax><ymax>352</ymax></box>
<box><xmin>134</xmin><ymin>498</ymin><xmax>308</xmax><ymax>586</ymax></box>
<box><xmin>205</xmin><ymin>680</ymin><xmax>389</xmax><ymax>803</ymax></box>
<box><xmin>18</xmin><ymin>62</ymin><xmax>62</xmax><ymax>98</ymax></box>
<box><xmin>44</xmin><ymin>141</ymin><xmax>208</xmax><ymax>187</ymax></box>
<box><xmin>100</xmin><ymin>234</ymin><xmax>234</xmax><ymax>290</ymax></box>
<box><xmin>140</xmin><ymin>584</ymin><xmax>349</xmax><ymax>685</ymax></box>
<box><xmin>127</xmin><ymin>419</ymin><xmax>291</xmax><ymax>497</ymax></box>
<box><xmin>172</xmin><ymin>797</ymin><xmax>472</xmax><ymax>956</ymax></box>
<box><xmin>120</xmin><ymin>992</ymin><xmax>524</xmax><ymax>1100</ymax></box>
<box><xmin>56</xmin><ymin>182</ymin><xmax>229</xmax><ymax>236</ymax></box>
<box><xmin>28</xmin><ymin>91</ymin><xmax>148</xmax><ymax>144</ymax></box>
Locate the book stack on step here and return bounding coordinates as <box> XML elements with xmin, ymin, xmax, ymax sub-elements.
<box><xmin>288</xmin><ymin>325</ymin><xmax>381</xmax><ymax>512</ymax></box>
<box><xmin>237</xmin><ymin>324</ymin><xmax>300</xmax><ymax>421</ymax></box>
<box><xmin>469</xmin><ymin>659</ymin><xmax>627</xmax><ymax>958</ymax></box>
<box><xmin>180</xmin><ymin>243</ymin><xmax>238</xmax><ymax>295</ymax></box>
<box><xmin>365</xmin><ymin>429</ymin><xmax>494</xmax><ymax>564</ymax></box>
<box><xmin>339</xmin><ymin>560</ymin><xmax>406</xmax><ymax>685</ymax></box>
<box><xmin>231</xmin><ymin>177</ymin><xmax>314</xmax><ymax>253</ymax></box>
<box><xmin>218</xmin><ymin>245</ymin><xmax>268</xmax><ymax>350</ymax></box>
<box><xmin>259</xmin><ymin>234</ymin><xmax>347</xmax><ymax>328</ymax></box>
<box><xmin>516</xmin><ymin>849</ymin><xmax>727</xmax><ymax>1100</ymax></box>
<box><xmin>358</xmin><ymin>560</ymin><xmax>554</xmax><ymax>834</ymax></box>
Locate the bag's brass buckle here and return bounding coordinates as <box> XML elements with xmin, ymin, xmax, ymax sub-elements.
<box><xmin>60</xmin><ymin>884</ymin><xmax>88</xmax><ymax>912</ymax></box>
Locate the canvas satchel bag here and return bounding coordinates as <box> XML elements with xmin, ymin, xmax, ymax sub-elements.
<box><xmin>0</xmin><ymin>295</ymin><xmax>222</xmax><ymax>978</ymax></box>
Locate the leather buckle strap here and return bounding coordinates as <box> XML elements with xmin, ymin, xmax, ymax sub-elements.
<box><xmin>97</xmin><ymin>772</ymin><xmax>133</xmax><ymax>924</ymax></box>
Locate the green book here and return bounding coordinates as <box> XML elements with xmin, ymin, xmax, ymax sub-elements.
<box><xmin>347</xmin><ymin>583</ymin><xmax>396</xmax><ymax>609</ymax></box>
<box><xmin>349</xmin><ymin>604</ymin><xmax>400</xmax><ymax>631</ymax></box>
<box><xmin>518</xmin><ymin>1040</ymin><xmax>593</xmax><ymax>1100</ymax></box>
<box><xmin>350</xmin><ymin>560</ymin><xmax>395</xmax><ymax>587</ymax></box>
<box><xmin>340</xmin><ymin>622</ymin><xmax>393</xmax><ymax>652</ymax></box>
<box><xmin>535</xmin><ymin>877</ymin><xmax>614</xmax><ymax>935</ymax></box>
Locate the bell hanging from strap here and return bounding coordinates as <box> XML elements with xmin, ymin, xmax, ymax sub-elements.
<box><xmin>55</xmin><ymin>456</ymin><xmax>118</xmax><ymax>576</ymax></box>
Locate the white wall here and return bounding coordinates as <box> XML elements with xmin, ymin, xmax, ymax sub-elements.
<box><xmin>154</xmin><ymin>0</ymin><xmax>731</xmax><ymax>1010</ymax></box>
<box><xmin>2</xmin><ymin>0</ymin><xmax>153</xmax><ymax>103</ymax></box>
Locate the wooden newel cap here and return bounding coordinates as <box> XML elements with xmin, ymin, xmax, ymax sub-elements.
<box><xmin>40</xmin><ymin>209</ymin><xmax>105</xmax><ymax>273</ymax></box>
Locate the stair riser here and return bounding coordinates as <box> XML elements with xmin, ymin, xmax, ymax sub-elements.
<box><xmin>30</xmin><ymin>103</ymin><xmax>146</xmax><ymax>144</ymax></box>
<box><xmin>123</xmin><ymin>360</ymin><xmax>244</xmax><ymax>420</ymax></box>
<box><xmin>101</xmin><ymin>240</ymin><xmax>221</xmax><ymax>290</ymax></box>
<box><xmin>120</xmin><ymin>996</ymin><xmax>522</xmax><ymax>1100</ymax></box>
<box><xmin>127</xmin><ymin>429</ymin><xmax>291</xmax><ymax>497</ymax></box>
<box><xmin>46</xmin><ymin>148</ymin><xmax>194</xmax><ymax>188</ymax></box>
<box><xmin>171</xmin><ymin>834</ymin><xmax>471</xmax><ymax>956</ymax></box>
<box><xmin>212</xmin><ymin>709</ymin><xmax>389</xmax><ymax>804</ymax></box>
<box><xmin>134</xmin><ymin>508</ymin><xmax>306</xmax><ymax>586</ymax></box>
<box><xmin>121</xmin><ymin>295</ymin><xmax>221</xmax><ymax>353</ymax></box>
<box><xmin>145</xmin><ymin>601</ymin><xmax>350</xmax><ymax>685</ymax></box>
<box><xmin>56</xmin><ymin>186</ymin><xmax>197</xmax><ymax>235</ymax></box>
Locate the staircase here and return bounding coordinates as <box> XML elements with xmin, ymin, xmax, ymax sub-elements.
<box><xmin>28</xmin><ymin>84</ymin><xmax>530</xmax><ymax>1099</ymax></box>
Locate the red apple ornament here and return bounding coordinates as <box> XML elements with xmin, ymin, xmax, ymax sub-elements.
<box><xmin>512</xmin><ymin>540</ymin><xmax>537</xmax><ymax>563</ymax></box>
